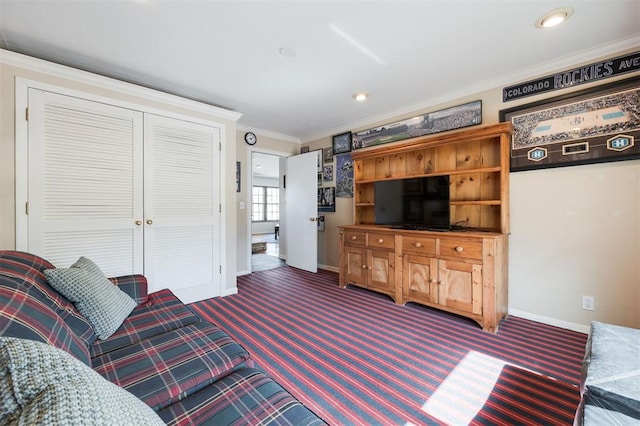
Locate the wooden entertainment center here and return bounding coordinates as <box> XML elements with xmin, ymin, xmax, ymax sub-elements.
<box><xmin>338</xmin><ymin>122</ymin><xmax>512</xmax><ymax>333</ymax></box>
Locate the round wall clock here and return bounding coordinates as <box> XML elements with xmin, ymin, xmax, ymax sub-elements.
<box><xmin>244</xmin><ymin>132</ymin><xmax>257</xmax><ymax>145</ymax></box>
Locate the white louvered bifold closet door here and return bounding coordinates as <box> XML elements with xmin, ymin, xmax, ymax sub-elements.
<box><xmin>27</xmin><ymin>89</ymin><xmax>144</xmax><ymax>276</ymax></box>
<box><xmin>143</xmin><ymin>114</ymin><xmax>221</xmax><ymax>303</ymax></box>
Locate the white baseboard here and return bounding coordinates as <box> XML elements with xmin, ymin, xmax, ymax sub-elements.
<box><xmin>319</xmin><ymin>264</ymin><xmax>339</xmax><ymax>273</ymax></box>
<box><xmin>221</xmin><ymin>286</ymin><xmax>238</xmax><ymax>297</ymax></box>
<box><xmin>508</xmin><ymin>308</ymin><xmax>589</xmax><ymax>334</ymax></box>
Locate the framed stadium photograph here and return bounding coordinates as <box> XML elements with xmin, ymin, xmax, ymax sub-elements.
<box><xmin>332</xmin><ymin>131</ymin><xmax>352</xmax><ymax>155</ymax></box>
<box><xmin>352</xmin><ymin>100</ymin><xmax>482</xmax><ymax>150</ymax></box>
<box><xmin>500</xmin><ymin>76</ymin><xmax>640</xmax><ymax>172</ymax></box>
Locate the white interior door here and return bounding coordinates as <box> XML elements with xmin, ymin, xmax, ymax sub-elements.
<box><xmin>26</xmin><ymin>89</ymin><xmax>144</xmax><ymax>276</ymax></box>
<box><xmin>143</xmin><ymin>114</ymin><xmax>221</xmax><ymax>303</ymax></box>
<box><xmin>286</xmin><ymin>151</ymin><xmax>318</xmax><ymax>273</ymax></box>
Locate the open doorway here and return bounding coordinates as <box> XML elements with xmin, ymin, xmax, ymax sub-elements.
<box><xmin>250</xmin><ymin>152</ymin><xmax>286</xmax><ymax>271</ymax></box>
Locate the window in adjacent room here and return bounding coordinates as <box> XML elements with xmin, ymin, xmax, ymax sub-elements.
<box><xmin>252</xmin><ymin>186</ymin><xmax>279</xmax><ymax>222</ymax></box>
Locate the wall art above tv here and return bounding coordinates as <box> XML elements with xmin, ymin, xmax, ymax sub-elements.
<box><xmin>352</xmin><ymin>100</ymin><xmax>482</xmax><ymax>150</ymax></box>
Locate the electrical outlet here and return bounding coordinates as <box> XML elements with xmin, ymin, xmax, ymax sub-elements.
<box><xmin>582</xmin><ymin>295</ymin><xmax>595</xmax><ymax>311</ymax></box>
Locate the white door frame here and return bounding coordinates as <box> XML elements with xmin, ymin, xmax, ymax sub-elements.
<box><xmin>245</xmin><ymin>146</ymin><xmax>291</xmax><ymax>274</ymax></box>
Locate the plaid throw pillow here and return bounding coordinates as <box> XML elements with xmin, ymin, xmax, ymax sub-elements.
<box><xmin>44</xmin><ymin>257</ymin><xmax>136</xmax><ymax>340</ymax></box>
<box><xmin>0</xmin><ymin>337</ymin><xmax>164</xmax><ymax>425</ymax></box>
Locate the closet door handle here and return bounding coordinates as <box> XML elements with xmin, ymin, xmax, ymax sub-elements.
<box><xmin>135</xmin><ymin>220</ymin><xmax>142</xmax><ymax>226</ymax></box>
<box><xmin>146</xmin><ymin>219</ymin><xmax>153</xmax><ymax>225</ymax></box>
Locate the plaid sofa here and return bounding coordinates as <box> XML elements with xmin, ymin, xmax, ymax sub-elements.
<box><xmin>0</xmin><ymin>251</ymin><xmax>324</xmax><ymax>425</ymax></box>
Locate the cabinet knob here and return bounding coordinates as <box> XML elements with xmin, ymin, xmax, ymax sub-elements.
<box><xmin>351</xmin><ymin>235</ymin><xmax>357</xmax><ymax>240</ymax></box>
<box><xmin>146</xmin><ymin>219</ymin><xmax>153</xmax><ymax>225</ymax></box>
<box><xmin>362</xmin><ymin>265</ymin><xmax>367</xmax><ymax>269</ymax></box>
<box><xmin>414</xmin><ymin>242</ymin><xmax>422</xmax><ymax>248</ymax></box>
<box><xmin>429</xmin><ymin>278</ymin><xmax>435</xmax><ymax>284</ymax></box>
<box><xmin>438</xmin><ymin>280</ymin><xmax>443</xmax><ymax>285</ymax></box>
<box><xmin>455</xmin><ymin>246</ymin><xmax>464</xmax><ymax>253</ymax></box>
<box><xmin>368</xmin><ymin>266</ymin><xmax>372</xmax><ymax>270</ymax></box>
<box><xmin>135</xmin><ymin>220</ymin><xmax>142</xmax><ymax>226</ymax></box>
<box><xmin>377</xmin><ymin>238</ymin><xmax>384</xmax><ymax>244</ymax></box>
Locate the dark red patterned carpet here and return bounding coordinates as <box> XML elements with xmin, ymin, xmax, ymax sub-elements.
<box><xmin>190</xmin><ymin>267</ymin><xmax>586</xmax><ymax>425</ymax></box>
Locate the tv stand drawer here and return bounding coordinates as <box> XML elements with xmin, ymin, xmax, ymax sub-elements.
<box><xmin>402</xmin><ymin>236</ymin><xmax>436</xmax><ymax>255</ymax></box>
<box><xmin>344</xmin><ymin>231</ymin><xmax>366</xmax><ymax>246</ymax></box>
<box><xmin>367</xmin><ymin>233</ymin><xmax>395</xmax><ymax>250</ymax></box>
<box><xmin>439</xmin><ymin>239</ymin><xmax>482</xmax><ymax>260</ymax></box>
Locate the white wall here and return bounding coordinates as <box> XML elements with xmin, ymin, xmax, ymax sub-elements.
<box><xmin>510</xmin><ymin>161</ymin><xmax>639</xmax><ymax>330</ymax></box>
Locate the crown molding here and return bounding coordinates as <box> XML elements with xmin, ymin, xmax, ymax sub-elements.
<box><xmin>0</xmin><ymin>48</ymin><xmax>243</xmax><ymax>122</ymax></box>
<box><xmin>237</xmin><ymin>123</ymin><xmax>301</xmax><ymax>144</ymax></box>
<box><xmin>301</xmin><ymin>36</ymin><xmax>640</xmax><ymax>143</ymax></box>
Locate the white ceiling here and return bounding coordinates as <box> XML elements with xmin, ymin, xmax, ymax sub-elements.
<box><xmin>0</xmin><ymin>1</ymin><xmax>638</xmax><ymax>142</ymax></box>
<box><xmin>252</xmin><ymin>152</ymin><xmax>281</xmax><ymax>178</ymax></box>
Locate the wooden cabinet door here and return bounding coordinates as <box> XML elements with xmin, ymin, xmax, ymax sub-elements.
<box><xmin>367</xmin><ymin>249</ymin><xmax>395</xmax><ymax>293</ymax></box>
<box><xmin>402</xmin><ymin>254</ymin><xmax>438</xmax><ymax>304</ymax></box>
<box><xmin>344</xmin><ymin>245</ymin><xmax>367</xmax><ymax>286</ymax></box>
<box><xmin>438</xmin><ymin>260</ymin><xmax>482</xmax><ymax>315</ymax></box>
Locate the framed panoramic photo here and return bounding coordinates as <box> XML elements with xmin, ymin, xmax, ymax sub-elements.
<box><xmin>500</xmin><ymin>76</ymin><xmax>640</xmax><ymax>172</ymax></box>
<box><xmin>352</xmin><ymin>100</ymin><xmax>482</xmax><ymax>150</ymax></box>
<box><xmin>332</xmin><ymin>131</ymin><xmax>352</xmax><ymax>155</ymax></box>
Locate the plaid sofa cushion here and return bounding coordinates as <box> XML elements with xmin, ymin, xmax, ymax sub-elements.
<box><xmin>91</xmin><ymin>321</ymin><xmax>252</xmax><ymax>411</ymax></box>
<box><xmin>0</xmin><ymin>337</ymin><xmax>164</xmax><ymax>425</ymax></box>
<box><xmin>157</xmin><ymin>367</ymin><xmax>326</xmax><ymax>426</ymax></box>
<box><xmin>0</xmin><ymin>251</ymin><xmax>96</xmax><ymax>346</ymax></box>
<box><xmin>90</xmin><ymin>288</ymin><xmax>200</xmax><ymax>358</ymax></box>
<box><xmin>0</xmin><ymin>274</ymin><xmax>91</xmax><ymax>366</ymax></box>
<box><xmin>109</xmin><ymin>274</ymin><xmax>149</xmax><ymax>305</ymax></box>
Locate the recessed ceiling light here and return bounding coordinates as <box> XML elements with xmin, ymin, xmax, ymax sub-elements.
<box><xmin>278</xmin><ymin>47</ymin><xmax>296</xmax><ymax>58</ymax></box>
<box><xmin>536</xmin><ymin>7</ymin><xmax>574</xmax><ymax>28</ymax></box>
<box><xmin>352</xmin><ymin>92</ymin><xmax>368</xmax><ymax>101</ymax></box>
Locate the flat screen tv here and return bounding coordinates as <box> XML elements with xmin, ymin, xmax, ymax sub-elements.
<box><xmin>374</xmin><ymin>176</ymin><xmax>450</xmax><ymax>230</ymax></box>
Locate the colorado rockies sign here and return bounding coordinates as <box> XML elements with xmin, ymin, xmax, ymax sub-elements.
<box><xmin>503</xmin><ymin>51</ymin><xmax>640</xmax><ymax>102</ymax></box>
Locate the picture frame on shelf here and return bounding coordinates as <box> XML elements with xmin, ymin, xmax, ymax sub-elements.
<box><xmin>332</xmin><ymin>131</ymin><xmax>352</xmax><ymax>155</ymax></box>
<box><xmin>500</xmin><ymin>76</ymin><xmax>640</xmax><ymax>172</ymax></box>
